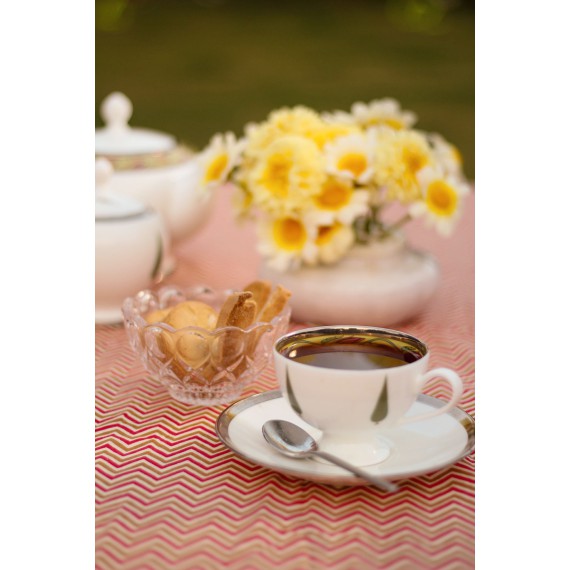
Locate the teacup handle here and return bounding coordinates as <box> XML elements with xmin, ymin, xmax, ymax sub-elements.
<box><xmin>397</xmin><ymin>368</ymin><xmax>463</xmax><ymax>426</ymax></box>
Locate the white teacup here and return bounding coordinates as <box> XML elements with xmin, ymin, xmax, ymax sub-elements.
<box><xmin>273</xmin><ymin>326</ymin><xmax>464</xmax><ymax>466</ymax></box>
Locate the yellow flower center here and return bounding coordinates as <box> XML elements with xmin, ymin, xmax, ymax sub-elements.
<box><xmin>314</xmin><ymin>179</ymin><xmax>352</xmax><ymax>211</ymax></box>
<box><xmin>309</xmin><ymin>124</ymin><xmax>355</xmax><ymax>149</ymax></box>
<box><xmin>337</xmin><ymin>152</ymin><xmax>367</xmax><ymax>178</ymax></box>
<box><xmin>261</xmin><ymin>151</ymin><xmax>293</xmax><ymax>198</ymax></box>
<box><xmin>402</xmin><ymin>146</ymin><xmax>429</xmax><ymax>176</ymax></box>
<box><xmin>204</xmin><ymin>153</ymin><xmax>229</xmax><ymax>184</ymax></box>
<box><xmin>382</xmin><ymin>117</ymin><xmax>405</xmax><ymax>130</ymax></box>
<box><xmin>426</xmin><ymin>180</ymin><xmax>458</xmax><ymax>216</ymax></box>
<box><xmin>316</xmin><ymin>223</ymin><xmax>340</xmax><ymax>246</ymax></box>
<box><xmin>273</xmin><ymin>218</ymin><xmax>307</xmax><ymax>251</ymax></box>
<box><xmin>367</xmin><ymin>117</ymin><xmax>404</xmax><ymax>130</ymax></box>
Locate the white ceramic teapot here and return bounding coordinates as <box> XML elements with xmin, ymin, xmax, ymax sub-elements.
<box><xmin>95</xmin><ymin>158</ymin><xmax>167</xmax><ymax>325</ymax></box>
<box><xmin>95</xmin><ymin>92</ymin><xmax>215</xmax><ymax>272</ymax></box>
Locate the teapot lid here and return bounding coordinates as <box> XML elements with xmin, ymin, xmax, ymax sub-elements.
<box><xmin>95</xmin><ymin>92</ymin><xmax>176</xmax><ymax>156</ymax></box>
<box><xmin>95</xmin><ymin>158</ymin><xmax>147</xmax><ymax>219</ymax></box>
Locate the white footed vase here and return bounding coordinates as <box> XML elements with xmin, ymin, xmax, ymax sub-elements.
<box><xmin>259</xmin><ymin>234</ymin><xmax>439</xmax><ymax>327</ymax></box>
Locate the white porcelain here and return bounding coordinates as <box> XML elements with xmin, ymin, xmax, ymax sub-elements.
<box><xmin>216</xmin><ymin>391</ymin><xmax>475</xmax><ymax>486</ymax></box>
<box><xmin>273</xmin><ymin>326</ymin><xmax>464</xmax><ymax>466</ymax></box>
<box><xmin>95</xmin><ymin>158</ymin><xmax>167</xmax><ymax>325</ymax></box>
<box><xmin>95</xmin><ymin>92</ymin><xmax>215</xmax><ymax>272</ymax></box>
<box><xmin>259</xmin><ymin>234</ymin><xmax>439</xmax><ymax>327</ymax></box>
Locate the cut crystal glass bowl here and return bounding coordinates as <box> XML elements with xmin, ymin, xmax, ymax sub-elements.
<box><xmin>122</xmin><ymin>285</ymin><xmax>291</xmax><ymax>405</ymax></box>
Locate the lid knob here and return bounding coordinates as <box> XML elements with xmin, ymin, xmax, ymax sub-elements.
<box><xmin>101</xmin><ymin>92</ymin><xmax>133</xmax><ymax>132</ymax></box>
<box><xmin>96</xmin><ymin>92</ymin><xmax>175</xmax><ymax>155</ymax></box>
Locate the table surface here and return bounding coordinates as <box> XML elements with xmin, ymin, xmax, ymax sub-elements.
<box><xmin>95</xmin><ymin>188</ymin><xmax>475</xmax><ymax>570</ymax></box>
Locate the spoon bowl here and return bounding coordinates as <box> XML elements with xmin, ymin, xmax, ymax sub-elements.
<box><xmin>262</xmin><ymin>419</ymin><xmax>399</xmax><ymax>492</ymax></box>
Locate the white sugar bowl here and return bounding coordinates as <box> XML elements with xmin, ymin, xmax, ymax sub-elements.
<box><xmin>95</xmin><ymin>92</ymin><xmax>215</xmax><ymax>272</ymax></box>
<box><xmin>95</xmin><ymin>158</ymin><xmax>167</xmax><ymax>325</ymax></box>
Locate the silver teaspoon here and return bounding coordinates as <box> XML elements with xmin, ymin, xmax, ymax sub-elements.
<box><xmin>262</xmin><ymin>419</ymin><xmax>399</xmax><ymax>493</ymax></box>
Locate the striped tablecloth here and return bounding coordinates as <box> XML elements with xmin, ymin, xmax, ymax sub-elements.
<box><xmin>96</xmin><ymin>189</ymin><xmax>475</xmax><ymax>569</ymax></box>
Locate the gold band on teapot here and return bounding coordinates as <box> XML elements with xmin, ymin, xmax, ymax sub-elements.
<box><xmin>96</xmin><ymin>144</ymin><xmax>194</xmax><ymax>171</ymax></box>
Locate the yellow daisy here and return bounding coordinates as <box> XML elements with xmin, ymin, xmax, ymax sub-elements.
<box><xmin>257</xmin><ymin>216</ymin><xmax>318</xmax><ymax>271</ymax></box>
<box><xmin>306</xmin><ymin>122</ymin><xmax>359</xmax><ymax>150</ymax></box>
<box><xmin>409</xmin><ymin>167</ymin><xmax>470</xmax><ymax>236</ymax></box>
<box><xmin>247</xmin><ymin>135</ymin><xmax>325</xmax><ymax>216</ymax></box>
<box><xmin>324</xmin><ymin>132</ymin><xmax>376</xmax><ymax>184</ymax></box>
<box><xmin>374</xmin><ymin>129</ymin><xmax>435</xmax><ymax>202</ymax></box>
<box><xmin>351</xmin><ymin>99</ymin><xmax>417</xmax><ymax>130</ymax></box>
<box><xmin>244</xmin><ymin>106</ymin><xmax>325</xmax><ymax>157</ymax></box>
<box><xmin>308</xmin><ymin>176</ymin><xmax>370</xmax><ymax>226</ymax></box>
<box><xmin>314</xmin><ymin>222</ymin><xmax>355</xmax><ymax>265</ymax></box>
<box><xmin>324</xmin><ymin>98</ymin><xmax>416</xmax><ymax>131</ymax></box>
<box><xmin>196</xmin><ymin>132</ymin><xmax>245</xmax><ymax>190</ymax></box>
<box><xmin>268</xmin><ymin>106</ymin><xmax>323</xmax><ymax>131</ymax></box>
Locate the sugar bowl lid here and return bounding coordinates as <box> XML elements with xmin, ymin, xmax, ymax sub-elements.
<box><xmin>95</xmin><ymin>158</ymin><xmax>147</xmax><ymax>219</ymax></box>
<box><xmin>95</xmin><ymin>92</ymin><xmax>176</xmax><ymax>156</ymax></box>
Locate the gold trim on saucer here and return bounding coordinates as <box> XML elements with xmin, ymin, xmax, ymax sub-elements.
<box><xmin>215</xmin><ymin>390</ymin><xmax>475</xmax><ymax>485</ymax></box>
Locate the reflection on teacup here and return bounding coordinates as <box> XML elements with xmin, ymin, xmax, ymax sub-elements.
<box><xmin>273</xmin><ymin>326</ymin><xmax>464</xmax><ymax>466</ymax></box>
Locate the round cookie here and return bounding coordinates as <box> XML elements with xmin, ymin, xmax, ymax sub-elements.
<box><xmin>145</xmin><ymin>307</ymin><xmax>171</xmax><ymax>324</ymax></box>
<box><xmin>164</xmin><ymin>300</ymin><xmax>218</xmax><ymax>330</ymax></box>
<box><xmin>175</xmin><ymin>331</ymin><xmax>211</xmax><ymax>368</ymax></box>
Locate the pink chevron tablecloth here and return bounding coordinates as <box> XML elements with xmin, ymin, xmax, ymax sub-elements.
<box><xmin>96</xmin><ymin>189</ymin><xmax>475</xmax><ymax>570</ymax></box>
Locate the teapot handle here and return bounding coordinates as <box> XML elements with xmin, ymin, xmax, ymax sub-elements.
<box><xmin>95</xmin><ymin>158</ymin><xmax>114</xmax><ymax>193</ymax></box>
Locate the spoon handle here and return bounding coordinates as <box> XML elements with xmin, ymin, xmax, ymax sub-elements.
<box><xmin>313</xmin><ymin>451</ymin><xmax>399</xmax><ymax>493</ymax></box>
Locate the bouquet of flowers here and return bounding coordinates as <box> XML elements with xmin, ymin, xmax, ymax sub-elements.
<box><xmin>195</xmin><ymin>99</ymin><xmax>470</xmax><ymax>272</ymax></box>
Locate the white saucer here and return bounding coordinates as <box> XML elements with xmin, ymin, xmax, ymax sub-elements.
<box><xmin>216</xmin><ymin>390</ymin><xmax>475</xmax><ymax>486</ymax></box>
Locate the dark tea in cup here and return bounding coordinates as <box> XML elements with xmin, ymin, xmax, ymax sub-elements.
<box><xmin>278</xmin><ymin>329</ymin><xmax>426</xmax><ymax>371</ymax></box>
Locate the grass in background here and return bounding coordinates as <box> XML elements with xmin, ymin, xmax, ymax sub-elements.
<box><xmin>96</xmin><ymin>0</ymin><xmax>474</xmax><ymax>178</ymax></box>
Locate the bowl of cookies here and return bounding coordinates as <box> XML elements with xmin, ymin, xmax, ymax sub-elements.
<box><xmin>122</xmin><ymin>281</ymin><xmax>292</xmax><ymax>405</ymax></box>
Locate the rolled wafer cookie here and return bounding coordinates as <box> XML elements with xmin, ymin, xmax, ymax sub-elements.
<box><xmin>242</xmin><ymin>284</ymin><xmax>292</xmax><ymax>374</ymax></box>
<box><xmin>215</xmin><ymin>291</ymin><xmax>253</xmax><ymax>328</ymax></box>
<box><xmin>243</xmin><ymin>280</ymin><xmax>272</xmax><ymax>319</ymax></box>
<box><xmin>213</xmin><ymin>292</ymin><xmax>257</xmax><ymax>371</ymax></box>
<box><xmin>258</xmin><ymin>285</ymin><xmax>291</xmax><ymax>322</ymax></box>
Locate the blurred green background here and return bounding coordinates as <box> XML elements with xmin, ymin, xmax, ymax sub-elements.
<box><xmin>95</xmin><ymin>0</ymin><xmax>474</xmax><ymax>179</ymax></box>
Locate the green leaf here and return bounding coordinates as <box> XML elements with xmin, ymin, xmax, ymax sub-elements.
<box><xmin>285</xmin><ymin>367</ymin><xmax>303</xmax><ymax>416</ymax></box>
<box><xmin>370</xmin><ymin>377</ymin><xmax>389</xmax><ymax>423</ymax></box>
<box><xmin>151</xmin><ymin>234</ymin><xmax>163</xmax><ymax>280</ymax></box>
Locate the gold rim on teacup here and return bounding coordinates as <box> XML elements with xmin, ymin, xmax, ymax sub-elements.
<box><xmin>275</xmin><ymin>326</ymin><xmax>428</xmax><ymax>363</ymax></box>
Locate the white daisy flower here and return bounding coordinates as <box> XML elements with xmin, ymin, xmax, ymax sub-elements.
<box><xmin>314</xmin><ymin>222</ymin><xmax>355</xmax><ymax>265</ymax></box>
<box><xmin>428</xmin><ymin>133</ymin><xmax>465</xmax><ymax>178</ymax></box>
<box><xmin>409</xmin><ymin>166</ymin><xmax>470</xmax><ymax>236</ymax></box>
<box><xmin>324</xmin><ymin>132</ymin><xmax>376</xmax><ymax>184</ymax></box>
<box><xmin>196</xmin><ymin>132</ymin><xmax>245</xmax><ymax>190</ymax></box>
<box><xmin>321</xmin><ymin>109</ymin><xmax>357</xmax><ymax>126</ymax></box>
<box><xmin>351</xmin><ymin>98</ymin><xmax>417</xmax><ymax>131</ymax></box>
<box><xmin>257</xmin><ymin>216</ymin><xmax>318</xmax><ymax>272</ymax></box>
<box><xmin>306</xmin><ymin>176</ymin><xmax>370</xmax><ymax>226</ymax></box>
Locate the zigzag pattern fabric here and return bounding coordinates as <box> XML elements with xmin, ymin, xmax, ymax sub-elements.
<box><xmin>96</xmin><ymin>193</ymin><xmax>474</xmax><ymax>569</ymax></box>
